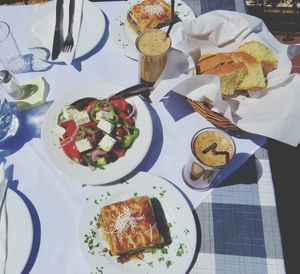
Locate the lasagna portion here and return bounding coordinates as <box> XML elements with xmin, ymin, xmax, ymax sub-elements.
<box><xmin>127</xmin><ymin>0</ymin><xmax>172</xmax><ymax>34</ymax></box>
<box><xmin>100</xmin><ymin>195</ymin><xmax>171</xmax><ymax>262</ymax></box>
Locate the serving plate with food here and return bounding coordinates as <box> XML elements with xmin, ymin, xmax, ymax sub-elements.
<box><xmin>41</xmin><ymin>82</ymin><xmax>152</xmax><ymax>185</ymax></box>
<box><xmin>78</xmin><ymin>172</ymin><xmax>198</xmax><ymax>274</ymax></box>
<box><xmin>110</xmin><ymin>0</ymin><xmax>196</xmax><ymax>60</ymax></box>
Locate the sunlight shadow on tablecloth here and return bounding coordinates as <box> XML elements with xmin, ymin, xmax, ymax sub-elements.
<box><xmin>6</xmin><ymin>164</ymin><xmax>41</xmax><ymax>274</ymax></box>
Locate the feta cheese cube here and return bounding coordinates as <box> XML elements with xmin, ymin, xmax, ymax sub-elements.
<box><xmin>75</xmin><ymin>139</ymin><xmax>92</xmax><ymax>153</ymax></box>
<box><xmin>51</xmin><ymin>124</ymin><xmax>66</xmax><ymax>139</ymax></box>
<box><xmin>95</xmin><ymin>110</ymin><xmax>113</xmax><ymax>121</ymax></box>
<box><xmin>97</xmin><ymin>118</ymin><xmax>114</xmax><ymax>134</ymax></box>
<box><xmin>99</xmin><ymin>134</ymin><xmax>116</xmax><ymax>152</ymax></box>
<box><xmin>73</xmin><ymin>111</ymin><xmax>90</xmax><ymax>126</ymax></box>
<box><xmin>63</xmin><ymin>107</ymin><xmax>80</xmax><ymax>120</ymax></box>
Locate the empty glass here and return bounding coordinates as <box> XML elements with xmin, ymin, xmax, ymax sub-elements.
<box><xmin>0</xmin><ymin>21</ymin><xmax>26</xmax><ymax>74</ymax></box>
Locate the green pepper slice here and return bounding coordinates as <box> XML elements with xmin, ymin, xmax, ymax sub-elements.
<box><xmin>90</xmin><ymin>100</ymin><xmax>114</xmax><ymax>122</ymax></box>
<box><xmin>81</xmin><ymin>153</ymin><xmax>96</xmax><ymax>167</ymax></box>
<box><xmin>122</xmin><ymin>128</ymin><xmax>140</xmax><ymax>148</ymax></box>
<box><xmin>80</xmin><ymin>126</ymin><xmax>96</xmax><ymax>139</ymax></box>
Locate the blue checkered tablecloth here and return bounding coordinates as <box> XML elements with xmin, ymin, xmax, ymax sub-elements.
<box><xmin>191</xmin><ymin>147</ymin><xmax>285</xmax><ymax>274</ymax></box>
<box><xmin>182</xmin><ymin>1</ymin><xmax>286</xmax><ymax>273</ymax></box>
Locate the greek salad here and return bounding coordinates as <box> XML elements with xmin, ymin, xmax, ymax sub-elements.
<box><xmin>52</xmin><ymin>96</ymin><xmax>139</xmax><ymax>170</ymax></box>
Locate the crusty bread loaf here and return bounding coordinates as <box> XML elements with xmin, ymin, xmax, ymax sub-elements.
<box><xmin>231</xmin><ymin>52</ymin><xmax>266</xmax><ymax>90</ymax></box>
<box><xmin>204</xmin><ymin>62</ymin><xmax>247</xmax><ymax>96</ymax></box>
<box><xmin>235</xmin><ymin>40</ymin><xmax>278</xmax><ymax>75</ymax></box>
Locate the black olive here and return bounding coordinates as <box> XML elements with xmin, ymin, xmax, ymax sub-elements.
<box><xmin>105</xmin><ymin>153</ymin><xmax>118</xmax><ymax>163</ymax></box>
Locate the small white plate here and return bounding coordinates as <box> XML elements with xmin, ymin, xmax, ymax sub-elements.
<box><xmin>26</xmin><ymin>0</ymin><xmax>105</xmax><ymax>62</ymax></box>
<box><xmin>41</xmin><ymin>82</ymin><xmax>153</xmax><ymax>185</ymax></box>
<box><xmin>78</xmin><ymin>172</ymin><xmax>198</xmax><ymax>274</ymax></box>
<box><xmin>6</xmin><ymin>189</ymin><xmax>33</xmax><ymax>274</ymax></box>
<box><xmin>110</xmin><ymin>0</ymin><xmax>196</xmax><ymax>60</ymax></box>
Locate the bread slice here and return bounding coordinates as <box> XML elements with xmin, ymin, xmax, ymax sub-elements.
<box><xmin>197</xmin><ymin>52</ymin><xmax>233</xmax><ymax>73</ymax></box>
<box><xmin>235</xmin><ymin>40</ymin><xmax>278</xmax><ymax>75</ymax></box>
<box><xmin>204</xmin><ymin>62</ymin><xmax>247</xmax><ymax>96</ymax></box>
<box><xmin>231</xmin><ymin>52</ymin><xmax>266</xmax><ymax>90</ymax></box>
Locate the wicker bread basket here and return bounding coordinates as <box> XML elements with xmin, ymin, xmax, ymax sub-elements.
<box><xmin>186</xmin><ymin>98</ymin><xmax>240</xmax><ymax>131</ymax></box>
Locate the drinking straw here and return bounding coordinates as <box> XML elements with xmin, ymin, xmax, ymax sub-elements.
<box><xmin>166</xmin><ymin>0</ymin><xmax>175</xmax><ymax>37</ymax></box>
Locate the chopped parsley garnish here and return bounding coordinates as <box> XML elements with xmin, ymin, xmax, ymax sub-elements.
<box><xmin>84</xmin><ymin>228</ymin><xmax>98</xmax><ymax>255</ymax></box>
<box><xmin>95</xmin><ymin>266</ymin><xmax>104</xmax><ymax>274</ymax></box>
<box><xmin>147</xmin><ymin>261</ymin><xmax>154</xmax><ymax>268</ymax></box>
<box><xmin>161</xmin><ymin>247</ymin><xmax>168</xmax><ymax>254</ymax></box>
<box><xmin>134</xmin><ymin>192</ymin><xmax>138</xmax><ymax>196</ymax></box>
<box><xmin>159</xmin><ymin>190</ymin><xmax>166</xmax><ymax>198</ymax></box>
<box><xmin>158</xmin><ymin>256</ymin><xmax>164</xmax><ymax>262</ymax></box>
<box><xmin>176</xmin><ymin>243</ymin><xmax>186</xmax><ymax>257</ymax></box>
<box><xmin>184</xmin><ymin>228</ymin><xmax>190</xmax><ymax>235</ymax></box>
<box><xmin>166</xmin><ymin>260</ymin><xmax>172</xmax><ymax>268</ymax></box>
<box><xmin>96</xmin><ymin>222</ymin><xmax>100</xmax><ymax>229</ymax></box>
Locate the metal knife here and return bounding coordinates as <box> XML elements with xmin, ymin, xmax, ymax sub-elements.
<box><xmin>51</xmin><ymin>0</ymin><xmax>64</xmax><ymax>60</ymax></box>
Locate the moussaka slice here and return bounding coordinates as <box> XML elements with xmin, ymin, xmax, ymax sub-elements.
<box><xmin>100</xmin><ymin>195</ymin><xmax>170</xmax><ymax>260</ymax></box>
<box><xmin>127</xmin><ymin>0</ymin><xmax>172</xmax><ymax>34</ymax></box>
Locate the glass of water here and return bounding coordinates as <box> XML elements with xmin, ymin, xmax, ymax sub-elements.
<box><xmin>0</xmin><ymin>93</ymin><xmax>19</xmax><ymax>144</ymax></box>
<box><xmin>0</xmin><ymin>21</ymin><xmax>26</xmax><ymax>74</ymax></box>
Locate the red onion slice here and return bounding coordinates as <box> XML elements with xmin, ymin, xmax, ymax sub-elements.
<box><xmin>90</xmin><ymin>149</ymin><xmax>107</xmax><ymax>161</ymax></box>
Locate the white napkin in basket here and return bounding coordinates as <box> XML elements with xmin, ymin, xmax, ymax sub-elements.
<box><xmin>150</xmin><ymin>10</ymin><xmax>300</xmax><ymax>146</ymax></box>
<box><xmin>0</xmin><ymin>163</ymin><xmax>7</xmax><ymax>274</ymax></box>
<box><xmin>30</xmin><ymin>0</ymin><xmax>83</xmax><ymax>64</ymax></box>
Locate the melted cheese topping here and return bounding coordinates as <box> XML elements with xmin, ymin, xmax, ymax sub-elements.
<box><xmin>109</xmin><ymin>206</ymin><xmax>145</xmax><ymax>235</ymax></box>
<box><xmin>144</xmin><ymin>4</ymin><xmax>164</xmax><ymax>15</ymax></box>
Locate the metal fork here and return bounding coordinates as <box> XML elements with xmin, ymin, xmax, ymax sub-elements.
<box><xmin>62</xmin><ymin>0</ymin><xmax>75</xmax><ymax>53</ymax></box>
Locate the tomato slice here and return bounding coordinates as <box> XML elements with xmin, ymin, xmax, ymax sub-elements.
<box><xmin>61</xmin><ymin>120</ymin><xmax>77</xmax><ymax>139</ymax></box>
<box><xmin>119</xmin><ymin>112</ymin><xmax>134</xmax><ymax>125</ymax></box>
<box><xmin>61</xmin><ymin>139</ymin><xmax>81</xmax><ymax>159</ymax></box>
<box><xmin>110</xmin><ymin>97</ymin><xmax>128</xmax><ymax>112</ymax></box>
<box><xmin>80</xmin><ymin>121</ymin><xmax>97</xmax><ymax>129</ymax></box>
<box><xmin>111</xmin><ymin>146</ymin><xmax>126</xmax><ymax>158</ymax></box>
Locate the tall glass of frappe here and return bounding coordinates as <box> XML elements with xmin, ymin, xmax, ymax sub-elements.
<box><xmin>136</xmin><ymin>29</ymin><xmax>171</xmax><ymax>87</ymax></box>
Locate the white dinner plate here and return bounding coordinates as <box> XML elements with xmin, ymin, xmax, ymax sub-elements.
<box><xmin>110</xmin><ymin>0</ymin><xmax>196</xmax><ymax>60</ymax></box>
<box><xmin>41</xmin><ymin>82</ymin><xmax>153</xmax><ymax>185</ymax></box>
<box><xmin>6</xmin><ymin>189</ymin><xmax>33</xmax><ymax>274</ymax></box>
<box><xmin>78</xmin><ymin>171</ymin><xmax>198</xmax><ymax>274</ymax></box>
<box><xmin>26</xmin><ymin>0</ymin><xmax>105</xmax><ymax>62</ymax></box>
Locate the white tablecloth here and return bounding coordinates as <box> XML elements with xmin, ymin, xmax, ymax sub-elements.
<box><xmin>0</xmin><ymin>2</ymin><xmax>270</xmax><ymax>274</ymax></box>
